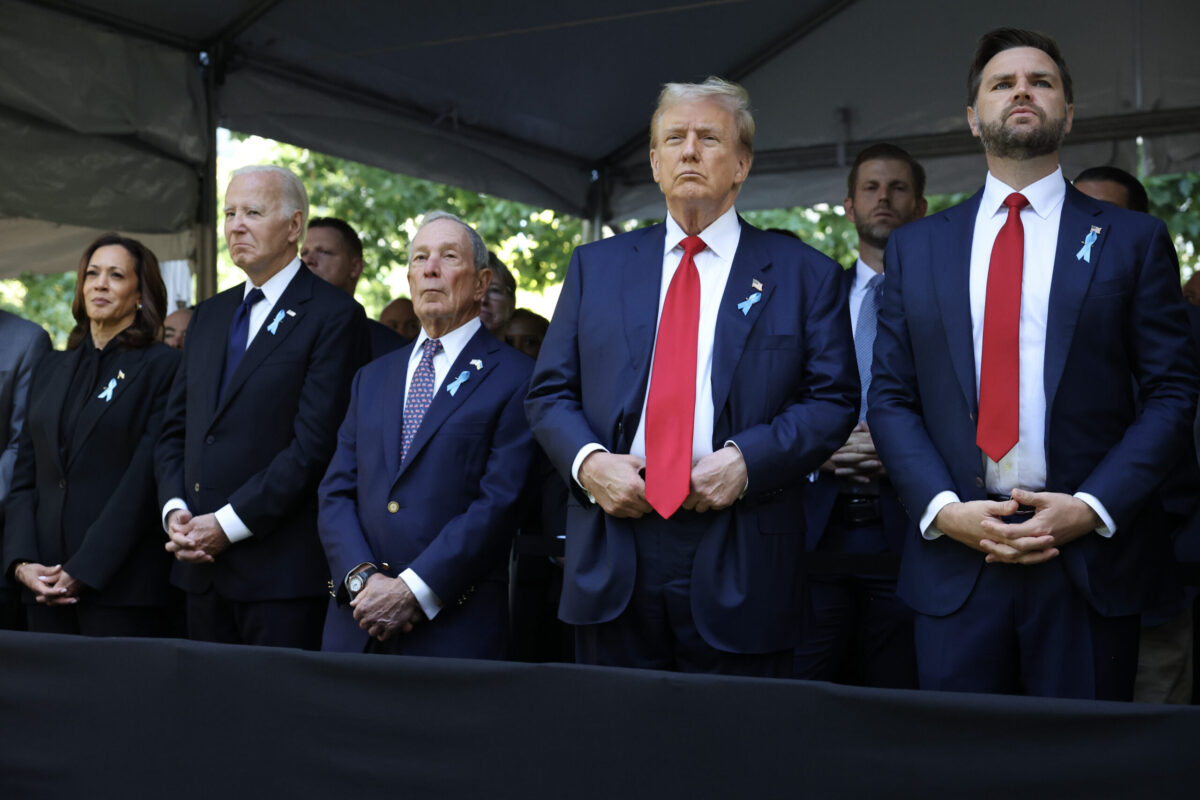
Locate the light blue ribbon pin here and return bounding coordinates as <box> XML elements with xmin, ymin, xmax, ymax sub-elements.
<box><xmin>737</xmin><ymin>291</ymin><xmax>762</xmax><ymax>316</ymax></box>
<box><xmin>446</xmin><ymin>370</ymin><xmax>470</xmax><ymax>396</ymax></box>
<box><xmin>266</xmin><ymin>309</ymin><xmax>286</xmax><ymax>335</ymax></box>
<box><xmin>1076</xmin><ymin>227</ymin><xmax>1100</xmax><ymax>263</ymax></box>
<box><xmin>97</xmin><ymin>378</ymin><xmax>117</xmax><ymax>403</ymax></box>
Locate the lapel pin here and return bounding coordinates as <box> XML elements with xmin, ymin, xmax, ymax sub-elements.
<box><xmin>469</xmin><ymin>359</ymin><xmax>483</xmax><ymax>371</ymax></box>
<box><xmin>266</xmin><ymin>309</ymin><xmax>286</xmax><ymax>335</ymax></box>
<box><xmin>446</xmin><ymin>370</ymin><xmax>471</xmax><ymax>396</ymax></box>
<box><xmin>97</xmin><ymin>377</ymin><xmax>117</xmax><ymax>403</ymax></box>
<box><xmin>117</xmin><ymin>370</ymin><xmax>125</xmax><ymax>380</ymax></box>
<box><xmin>1076</xmin><ymin>225</ymin><xmax>1102</xmax><ymax>263</ymax></box>
<box><xmin>286</xmin><ymin>309</ymin><xmax>296</xmax><ymax>317</ymax></box>
<box><xmin>737</xmin><ymin>291</ymin><xmax>762</xmax><ymax>316</ymax></box>
<box><xmin>752</xmin><ymin>278</ymin><xmax>763</xmax><ymax>291</ymax></box>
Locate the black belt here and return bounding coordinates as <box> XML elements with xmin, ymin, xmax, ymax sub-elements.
<box><xmin>987</xmin><ymin>494</ymin><xmax>1035</xmax><ymax>516</ymax></box>
<box><xmin>833</xmin><ymin>494</ymin><xmax>882</xmax><ymax>527</ymax></box>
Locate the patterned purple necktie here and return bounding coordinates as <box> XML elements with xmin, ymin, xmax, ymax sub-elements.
<box><xmin>401</xmin><ymin>338</ymin><xmax>442</xmax><ymax>462</ymax></box>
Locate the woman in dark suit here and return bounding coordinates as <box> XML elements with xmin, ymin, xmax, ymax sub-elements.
<box><xmin>5</xmin><ymin>233</ymin><xmax>180</xmax><ymax>636</ymax></box>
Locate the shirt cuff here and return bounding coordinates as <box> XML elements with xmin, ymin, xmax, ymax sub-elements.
<box><xmin>1074</xmin><ymin>492</ymin><xmax>1116</xmax><ymax>538</ymax></box>
<box><xmin>400</xmin><ymin>568</ymin><xmax>443</xmax><ymax>620</ymax></box>
<box><xmin>162</xmin><ymin>498</ymin><xmax>189</xmax><ymax>533</ymax></box>
<box><xmin>215</xmin><ymin>504</ymin><xmax>252</xmax><ymax>544</ymax></box>
<box><xmin>920</xmin><ymin>491</ymin><xmax>961</xmax><ymax>540</ymax></box>
<box><xmin>723</xmin><ymin>440</ymin><xmax>749</xmax><ymax>497</ymax></box>
<box><xmin>571</xmin><ymin>443</ymin><xmax>608</xmax><ymax>503</ymax></box>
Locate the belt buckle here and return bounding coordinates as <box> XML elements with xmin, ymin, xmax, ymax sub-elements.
<box><xmin>843</xmin><ymin>496</ymin><xmax>881</xmax><ymax>526</ymax></box>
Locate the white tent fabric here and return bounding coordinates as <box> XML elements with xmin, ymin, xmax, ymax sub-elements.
<box><xmin>3</xmin><ymin>0</ymin><xmax>1199</xmax><ymax>283</ymax></box>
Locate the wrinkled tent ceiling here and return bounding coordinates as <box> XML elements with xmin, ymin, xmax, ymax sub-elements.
<box><xmin>3</xmin><ymin>0</ymin><xmax>1200</xmax><ymax>279</ymax></box>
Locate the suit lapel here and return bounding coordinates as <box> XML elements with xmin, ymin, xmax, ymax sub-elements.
<box><xmin>41</xmin><ymin>348</ymin><xmax>80</xmax><ymax>476</ymax></box>
<box><xmin>201</xmin><ymin>288</ymin><xmax>242</xmax><ymax>414</ymax></box>
<box><xmin>67</xmin><ymin>347</ymin><xmax>148</xmax><ymax>469</ymax></box>
<box><xmin>213</xmin><ymin>267</ymin><xmax>312</xmax><ymax>421</ymax></box>
<box><xmin>711</xmin><ymin>221</ymin><xmax>774</xmax><ymax>420</ymax></box>
<box><xmin>1044</xmin><ymin>183</ymin><xmax>1105</xmax><ymax>423</ymax></box>
<box><xmin>621</xmin><ymin>225</ymin><xmax>666</xmax><ymax>422</ymax></box>
<box><xmin>393</xmin><ymin>328</ymin><xmax>500</xmax><ymax>483</ymax></box>
<box><xmin>382</xmin><ymin>341</ymin><xmax>414</xmax><ymax>476</ymax></box>
<box><xmin>933</xmin><ymin>191</ymin><xmax>984</xmax><ymax>415</ymax></box>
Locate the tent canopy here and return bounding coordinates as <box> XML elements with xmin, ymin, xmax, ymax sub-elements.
<box><xmin>4</xmin><ymin>0</ymin><xmax>1199</xmax><ymax>279</ymax></box>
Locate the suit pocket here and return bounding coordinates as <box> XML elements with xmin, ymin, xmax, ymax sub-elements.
<box><xmin>1088</xmin><ymin>277</ymin><xmax>1132</xmax><ymax>298</ymax></box>
<box><xmin>753</xmin><ymin>488</ymin><xmax>805</xmax><ymax>535</ymax></box>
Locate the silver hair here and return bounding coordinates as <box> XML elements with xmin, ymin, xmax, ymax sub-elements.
<box><xmin>230</xmin><ymin>165</ymin><xmax>309</xmax><ymax>228</ymax></box>
<box><xmin>650</xmin><ymin>76</ymin><xmax>756</xmax><ymax>155</ymax></box>
<box><xmin>415</xmin><ymin>211</ymin><xmax>489</xmax><ymax>272</ymax></box>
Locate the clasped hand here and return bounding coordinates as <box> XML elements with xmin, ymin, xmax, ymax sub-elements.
<box><xmin>14</xmin><ymin>562</ymin><xmax>82</xmax><ymax>605</ymax></box>
<box><xmin>579</xmin><ymin>446</ymin><xmax>747</xmax><ymax>518</ymax></box>
<box><xmin>351</xmin><ymin>573</ymin><xmax>424</xmax><ymax>641</ymax></box>
<box><xmin>165</xmin><ymin>509</ymin><xmax>230</xmax><ymax>564</ymax></box>
<box><xmin>820</xmin><ymin>421</ymin><xmax>885</xmax><ymax>483</ymax></box>
<box><xmin>933</xmin><ymin>488</ymin><xmax>1100</xmax><ymax>565</ymax></box>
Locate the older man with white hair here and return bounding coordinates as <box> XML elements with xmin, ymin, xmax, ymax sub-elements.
<box><xmin>156</xmin><ymin>164</ymin><xmax>368</xmax><ymax>649</ymax></box>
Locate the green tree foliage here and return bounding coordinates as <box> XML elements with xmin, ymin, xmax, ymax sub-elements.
<box><xmin>0</xmin><ymin>271</ymin><xmax>76</xmax><ymax>348</ymax></box>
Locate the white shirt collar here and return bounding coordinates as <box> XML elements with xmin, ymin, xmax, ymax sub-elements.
<box><xmin>854</xmin><ymin>257</ymin><xmax>881</xmax><ymax>290</ymax></box>
<box><xmin>982</xmin><ymin>166</ymin><xmax>1066</xmax><ymax>221</ymax></box>
<box><xmin>663</xmin><ymin>205</ymin><xmax>741</xmax><ymax>262</ymax></box>
<box><xmin>412</xmin><ymin>315</ymin><xmax>482</xmax><ymax>363</ymax></box>
<box><xmin>245</xmin><ymin>256</ymin><xmax>302</xmax><ymax>305</ymax></box>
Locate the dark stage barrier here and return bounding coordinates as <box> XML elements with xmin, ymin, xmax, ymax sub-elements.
<box><xmin>2</xmin><ymin>630</ymin><xmax>1199</xmax><ymax>799</ymax></box>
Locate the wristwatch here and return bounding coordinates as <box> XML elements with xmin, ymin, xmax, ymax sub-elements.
<box><xmin>345</xmin><ymin>564</ymin><xmax>379</xmax><ymax>600</ymax></box>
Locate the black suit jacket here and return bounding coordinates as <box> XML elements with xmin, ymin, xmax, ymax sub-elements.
<box><xmin>5</xmin><ymin>342</ymin><xmax>179</xmax><ymax>607</ymax></box>
<box><xmin>156</xmin><ymin>266</ymin><xmax>368</xmax><ymax>601</ymax></box>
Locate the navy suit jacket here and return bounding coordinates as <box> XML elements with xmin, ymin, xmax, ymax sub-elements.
<box><xmin>804</xmin><ymin>268</ymin><xmax>912</xmax><ymax>555</ymax></box>
<box><xmin>869</xmin><ymin>181</ymin><xmax>1199</xmax><ymax>618</ymax></box>
<box><xmin>7</xmin><ymin>342</ymin><xmax>179</xmax><ymax>606</ymax></box>
<box><xmin>156</xmin><ymin>266</ymin><xmax>368</xmax><ymax>601</ymax></box>
<box><xmin>319</xmin><ymin>325</ymin><xmax>535</xmax><ymax>654</ymax></box>
<box><xmin>525</xmin><ymin>218</ymin><xmax>859</xmax><ymax>654</ymax></box>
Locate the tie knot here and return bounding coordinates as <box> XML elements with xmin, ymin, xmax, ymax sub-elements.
<box><xmin>423</xmin><ymin>338</ymin><xmax>443</xmax><ymax>357</ymax></box>
<box><xmin>866</xmin><ymin>272</ymin><xmax>884</xmax><ymax>292</ymax></box>
<box><xmin>680</xmin><ymin>235</ymin><xmax>707</xmax><ymax>257</ymax></box>
<box><xmin>243</xmin><ymin>287</ymin><xmax>265</xmax><ymax>308</ymax></box>
<box><xmin>1004</xmin><ymin>193</ymin><xmax>1029</xmax><ymax>212</ymax></box>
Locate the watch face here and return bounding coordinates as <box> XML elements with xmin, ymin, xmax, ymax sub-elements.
<box><xmin>349</xmin><ymin>576</ymin><xmax>363</xmax><ymax>593</ymax></box>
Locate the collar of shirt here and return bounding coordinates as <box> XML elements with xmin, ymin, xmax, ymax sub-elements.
<box><xmin>981</xmin><ymin>166</ymin><xmax>1066</xmax><ymax>223</ymax></box>
<box><xmin>663</xmin><ymin>205</ymin><xmax>741</xmax><ymax>263</ymax></box>
<box><xmin>407</xmin><ymin>315</ymin><xmax>483</xmax><ymax>396</ymax></box>
<box><xmin>241</xmin><ymin>257</ymin><xmax>302</xmax><ymax>349</ymax></box>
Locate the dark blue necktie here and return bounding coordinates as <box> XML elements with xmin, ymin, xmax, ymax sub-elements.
<box><xmin>219</xmin><ymin>287</ymin><xmax>265</xmax><ymax>400</ymax></box>
<box><xmin>855</xmin><ymin>273</ymin><xmax>883</xmax><ymax>420</ymax></box>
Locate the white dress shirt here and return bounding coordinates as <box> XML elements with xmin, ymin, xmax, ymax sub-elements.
<box><xmin>393</xmin><ymin>315</ymin><xmax>483</xmax><ymax>620</ymax></box>
<box><xmin>161</xmin><ymin>257</ymin><xmax>304</xmax><ymax>541</ymax></box>
<box><xmin>571</xmin><ymin>206</ymin><xmax>743</xmax><ymax>485</ymax></box>
<box><xmin>921</xmin><ymin>169</ymin><xmax>1114</xmax><ymax>539</ymax></box>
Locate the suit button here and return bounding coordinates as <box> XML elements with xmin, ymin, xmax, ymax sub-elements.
<box><xmin>194</xmin><ymin>482</ymin><xmax>201</xmax><ymax>493</ymax></box>
<box><xmin>975</xmin><ymin>477</ymin><xmax>984</xmax><ymax>488</ymax></box>
<box><xmin>387</xmin><ymin>501</ymin><xmax>399</xmax><ymax>513</ymax></box>
<box><xmin>58</xmin><ymin>479</ymin><xmax>66</xmax><ymax>489</ymax></box>
<box><xmin>205</xmin><ymin>435</ymin><xmax>215</xmax><ymax>444</ymax></box>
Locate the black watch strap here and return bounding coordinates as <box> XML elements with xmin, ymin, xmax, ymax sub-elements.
<box><xmin>345</xmin><ymin>564</ymin><xmax>380</xmax><ymax>600</ymax></box>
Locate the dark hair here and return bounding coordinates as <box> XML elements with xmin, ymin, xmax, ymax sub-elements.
<box><xmin>69</xmin><ymin>233</ymin><xmax>167</xmax><ymax>349</ymax></box>
<box><xmin>967</xmin><ymin>28</ymin><xmax>1073</xmax><ymax>107</ymax></box>
<box><xmin>1074</xmin><ymin>166</ymin><xmax>1149</xmax><ymax>213</ymax></box>
<box><xmin>308</xmin><ymin>217</ymin><xmax>363</xmax><ymax>261</ymax></box>
<box><xmin>509</xmin><ymin>307</ymin><xmax>549</xmax><ymax>329</ymax></box>
<box><xmin>846</xmin><ymin>143</ymin><xmax>926</xmax><ymax>199</ymax></box>
<box><xmin>488</xmin><ymin>252</ymin><xmax>516</xmax><ymax>293</ymax></box>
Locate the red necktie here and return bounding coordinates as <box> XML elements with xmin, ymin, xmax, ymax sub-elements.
<box><xmin>976</xmin><ymin>192</ymin><xmax>1028</xmax><ymax>462</ymax></box>
<box><xmin>645</xmin><ymin>235</ymin><xmax>706</xmax><ymax>518</ymax></box>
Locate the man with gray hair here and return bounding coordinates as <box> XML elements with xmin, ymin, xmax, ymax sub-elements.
<box><xmin>157</xmin><ymin>164</ymin><xmax>369</xmax><ymax>648</ymax></box>
<box><xmin>318</xmin><ymin>211</ymin><xmax>536</xmax><ymax>657</ymax></box>
<box><xmin>526</xmin><ymin>78</ymin><xmax>858</xmax><ymax>675</ymax></box>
